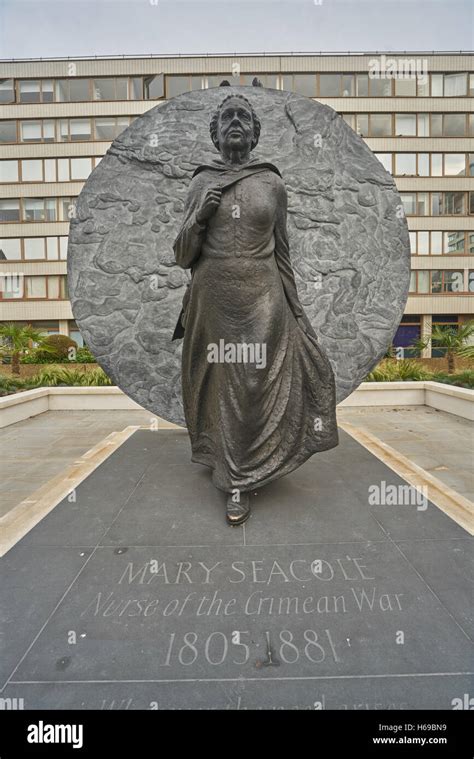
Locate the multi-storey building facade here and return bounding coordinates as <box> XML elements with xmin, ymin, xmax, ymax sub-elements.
<box><xmin>0</xmin><ymin>53</ymin><xmax>472</xmax><ymax>354</ymax></box>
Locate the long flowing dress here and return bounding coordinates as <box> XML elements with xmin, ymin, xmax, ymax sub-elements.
<box><xmin>173</xmin><ymin>158</ymin><xmax>338</xmax><ymax>493</ymax></box>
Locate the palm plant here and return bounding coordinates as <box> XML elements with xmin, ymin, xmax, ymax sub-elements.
<box><xmin>0</xmin><ymin>323</ymin><xmax>54</xmax><ymax>375</ymax></box>
<box><xmin>430</xmin><ymin>321</ymin><xmax>474</xmax><ymax>373</ymax></box>
<box><xmin>408</xmin><ymin>336</ymin><xmax>429</xmax><ymax>358</ymax></box>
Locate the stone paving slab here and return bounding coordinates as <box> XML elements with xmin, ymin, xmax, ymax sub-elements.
<box><xmin>0</xmin><ymin>429</ymin><xmax>472</xmax><ymax>710</ymax></box>
<box><xmin>339</xmin><ymin>407</ymin><xmax>474</xmax><ymax>502</ymax></box>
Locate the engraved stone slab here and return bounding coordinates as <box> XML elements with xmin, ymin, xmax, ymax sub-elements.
<box><xmin>68</xmin><ymin>87</ymin><xmax>411</xmax><ymax>426</ymax></box>
<box><xmin>1</xmin><ymin>431</ymin><xmax>472</xmax><ymax>710</ymax></box>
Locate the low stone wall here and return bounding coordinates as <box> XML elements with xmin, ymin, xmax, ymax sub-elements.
<box><xmin>1</xmin><ymin>382</ymin><xmax>472</xmax><ymax>429</ymax></box>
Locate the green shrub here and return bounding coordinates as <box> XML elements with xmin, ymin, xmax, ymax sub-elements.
<box><xmin>0</xmin><ymin>375</ymin><xmax>20</xmax><ymax>393</ymax></box>
<box><xmin>366</xmin><ymin>359</ymin><xmax>430</xmax><ymax>382</ymax></box>
<box><xmin>74</xmin><ymin>347</ymin><xmax>96</xmax><ymax>363</ymax></box>
<box><xmin>430</xmin><ymin>370</ymin><xmax>474</xmax><ymax>389</ymax></box>
<box><xmin>35</xmin><ymin>334</ymin><xmax>77</xmax><ymax>361</ymax></box>
<box><xmin>21</xmin><ymin>344</ymin><xmax>95</xmax><ymax>364</ymax></box>
<box><xmin>32</xmin><ymin>367</ymin><xmax>112</xmax><ymax>387</ymax></box>
<box><xmin>366</xmin><ymin>362</ymin><xmax>474</xmax><ymax>389</ymax></box>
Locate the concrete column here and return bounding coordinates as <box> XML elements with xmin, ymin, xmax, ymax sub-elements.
<box><xmin>421</xmin><ymin>314</ymin><xmax>432</xmax><ymax>358</ymax></box>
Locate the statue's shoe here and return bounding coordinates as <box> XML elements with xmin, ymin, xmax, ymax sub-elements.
<box><xmin>226</xmin><ymin>493</ymin><xmax>251</xmax><ymax>526</ymax></box>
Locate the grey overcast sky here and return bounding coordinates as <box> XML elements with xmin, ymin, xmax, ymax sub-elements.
<box><xmin>0</xmin><ymin>0</ymin><xmax>472</xmax><ymax>59</ymax></box>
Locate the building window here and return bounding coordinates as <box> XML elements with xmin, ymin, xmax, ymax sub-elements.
<box><xmin>369</xmin><ymin>77</ymin><xmax>392</xmax><ymax>97</ymax></box>
<box><xmin>394</xmin><ymin>153</ymin><xmax>416</xmax><ymax>176</ymax></box>
<box><xmin>444</xmin><ymin>154</ymin><xmax>466</xmax><ymax>176</ymax></box>
<box><xmin>394</xmin><ymin>78</ymin><xmax>416</xmax><ymax>96</ymax></box>
<box><xmin>243</xmin><ymin>74</ymin><xmax>279</xmax><ymax>88</ymax></box>
<box><xmin>411</xmin><ymin>231</ymin><xmax>472</xmax><ymax>256</ymax></box>
<box><xmin>319</xmin><ymin>74</ymin><xmax>342</xmax><ymax>97</ymax></box>
<box><xmin>0</xmin><ymin>239</ymin><xmax>21</xmax><ymax>260</ymax></box>
<box><xmin>356</xmin><ymin>114</ymin><xmax>368</xmax><ymax>136</ymax></box>
<box><xmin>442</xmin><ymin>114</ymin><xmax>466</xmax><ymax>137</ymax></box>
<box><xmin>25</xmin><ymin>276</ymin><xmax>47</xmax><ymax>298</ymax></box>
<box><xmin>24</xmin><ymin>238</ymin><xmax>46</xmax><ymax>259</ymax></box>
<box><xmin>417</xmin><ymin>231</ymin><xmax>429</xmax><ymax>255</ymax></box>
<box><xmin>165</xmin><ymin>75</ymin><xmax>191</xmax><ymax>98</ymax></box>
<box><xmin>430</xmin><ymin>231</ymin><xmax>443</xmax><ymax>255</ymax></box>
<box><xmin>130</xmin><ymin>78</ymin><xmax>143</xmax><ymax>99</ymax></box>
<box><xmin>44</xmin><ymin>159</ymin><xmax>55</xmax><ymax>182</ymax></box>
<box><xmin>17</xmin><ymin>80</ymin><xmax>54</xmax><ymax>103</ymax></box>
<box><xmin>398</xmin><ymin>192</ymin><xmax>467</xmax><ymax>216</ymax></box>
<box><xmin>94</xmin><ymin>116</ymin><xmax>130</xmax><ymax>140</ymax></box>
<box><xmin>444</xmin><ymin>73</ymin><xmax>468</xmax><ymax>96</ymax></box>
<box><xmin>0</xmin><ymin>160</ymin><xmax>19</xmax><ymax>183</ymax></box>
<box><xmin>445</xmin><ymin>232</ymin><xmax>465</xmax><ymax>254</ymax></box>
<box><xmin>93</xmin><ymin>78</ymin><xmax>128</xmax><ymax>101</ymax></box>
<box><xmin>431</xmin><ymin>315</ymin><xmax>459</xmax><ymax>356</ymax></box>
<box><xmin>59</xmin><ymin>237</ymin><xmax>68</xmax><ymax>259</ymax></box>
<box><xmin>418</xmin><ymin>154</ymin><xmax>430</xmax><ymax>176</ymax></box>
<box><xmin>0</xmin><ymin>278</ymin><xmax>23</xmax><ymax>298</ymax></box>
<box><xmin>70</xmin><ymin>157</ymin><xmax>92</xmax><ymax>180</ymax></box>
<box><xmin>417</xmin><ymin>113</ymin><xmax>430</xmax><ymax>136</ymax></box>
<box><xmin>144</xmin><ymin>74</ymin><xmax>164</xmax><ymax>99</ymax></box>
<box><xmin>20</xmin><ymin>121</ymin><xmax>42</xmax><ymax>142</ymax></box>
<box><xmin>69</xmin><ymin>321</ymin><xmax>84</xmax><ymax>347</ymax></box>
<box><xmin>438</xmin><ymin>192</ymin><xmax>465</xmax><ymax>215</ymax></box>
<box><xmin>59</xmin><ymin>198</ymin><xmax>75</xmax><ymax>221</ymax></box>
<box><xmin>431</xmin><ymin>270</ymin><xmax>464</xmax><ymax>293</ymax></box>
<box><xmin>30</xmin><ymin>321</ymin><xmax>60</xmax><ymax>335</ymax></box>
<box><xmin>0</xmin><ymin>79</ymin><xmax>15</xmax><ymax>103</ymax></box>
<box><xmin>356</xmin><ymin>74</ymin><xmax>369</xmax><ymax>96</ymax></box>
<box><xmin>285</xmin><ymin>74</ymin><xmax>315</xmax><ymax>97</ymax></box>
<box><xmin>417</xmin><ymin>193</ymin><xmax>429</xmax><ymax>215</ymax></box>
<box><xmin>0</xmin><ymin>200</ymin><xmax>20</xmax><ymax>222</ymax></box>
<box><xmin>18</xmin><ymin>80</ymin><xmax>40</xmax><ymax>103</ymax></box>
<box><xmin>1</xmin><ymin>236</ymin><xmax>69</xmax><ymax>261</ymax></box>
<box><xmin>374</xmin><ymin>153</ymin><xmax>392</xmax><ymax>173</ymax></box>
<box><xmin>395</xmin><ymin>114</ymin><xmax>416</xmax><ymax>136</ymax></box>
<box><xmin>23</xmin><ymin>198</ymin><xmax>57</xmax><ymax>222</ymax></box>
<box><xmin>0</xmin><ymin>121</ymin><xmax>17</xmax><ymax>143</ymax></box>
<box><xmin>431</xmin><ymin>154</ymin><xmax>442</xmax><ymax>176</ymax></box>
<box><xmin>401</xmin><ymin>193</ymin><xmax>416</xmax><ymax>216</ymax></box>
<box><xmin>410</xmin><ymin>271</ymin><xmax>430</xmax><ymax>293</ymax></box>
<box><xmin>55</xmin><ymin>79</ymin><xmax>90</xmax><ymax>102</ymax></box>
<box><xmin>22</xmin><ymin>159</ymin><xmax>43</xmax><ymax>182</ymax></box>
<box><xmin>393</xmin><ymin>315</ymin><xmax>421</xmax><ymax>356</ymax></box>
<box><xmin>70</xmin><ymin>119</ymin><xmax>92</xmax><ymax>141</ymax></box>
<box><xmin>1</xmin><ymin>275</ymin><xmax>68</xmax><ymax>300</ymax></box>
<box><xmin>370</xmin><ymin>114</ymin><xmax>391</xmax><ymax>137</ymax></box>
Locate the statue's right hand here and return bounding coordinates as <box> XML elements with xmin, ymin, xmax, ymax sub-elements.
<box><xmin>196</xmin><ymin>186</ymin><xmax>222</xmax><ymax>224</ymax></box>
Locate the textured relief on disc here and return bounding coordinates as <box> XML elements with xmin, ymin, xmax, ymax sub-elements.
<box><xmin>68</xmin><ymin>87</ymin><xmax>411</xmax><ymax>426</ymax></box>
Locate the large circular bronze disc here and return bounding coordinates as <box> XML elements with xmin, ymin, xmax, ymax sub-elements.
<box><xmin>68</xmin><ymin>86</ymin><xmax>410</xmax><ymax>425</ymax></box>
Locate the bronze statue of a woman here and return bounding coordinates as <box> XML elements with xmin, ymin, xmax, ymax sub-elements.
<box><xmin>173</xmin><ymin>93</ymin><xmax>338</xmax><ymax>526</ymax></box>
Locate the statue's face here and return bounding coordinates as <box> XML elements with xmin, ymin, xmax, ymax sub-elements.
<box><xmin>216</xmin><ymin>98</ymin><xmax>254</xmax><ymax>153</ymax></box>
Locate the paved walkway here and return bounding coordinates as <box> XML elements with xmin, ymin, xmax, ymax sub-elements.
<box><xmin>0</xmin><ymin>406</ymin><xmax>472</xmax><ymax>520</ymax></box>
<box><xmin>338</xmin><ymin>406</ymin><xmax>473</xmax><ymax>503</ymax></box>
<box><xmin>0</xmin><ymin>410</ymin><xmax>152</xmax><ymax>518</ymax></box>
<box><xmin>1</xmin><ymin>426</ymin><xmax>472</xmax><ymax>709</ymax></box>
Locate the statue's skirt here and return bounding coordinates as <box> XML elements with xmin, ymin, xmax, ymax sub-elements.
<box><xmin>181</xmin><ymin>252</ymin><xmax>339</xmax><ymax>493</ymax></box>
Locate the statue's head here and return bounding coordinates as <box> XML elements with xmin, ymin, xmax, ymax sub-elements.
<box><xmin>210</xmin><ymin>94</ymin><xmax>261</xmax><ymax>155</ymax></box>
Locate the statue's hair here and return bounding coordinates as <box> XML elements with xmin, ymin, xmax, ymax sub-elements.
<box><xmin>210</xmin><ymin>93</ymin><xmax>261</xmax><ymax>152</ymax></box>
